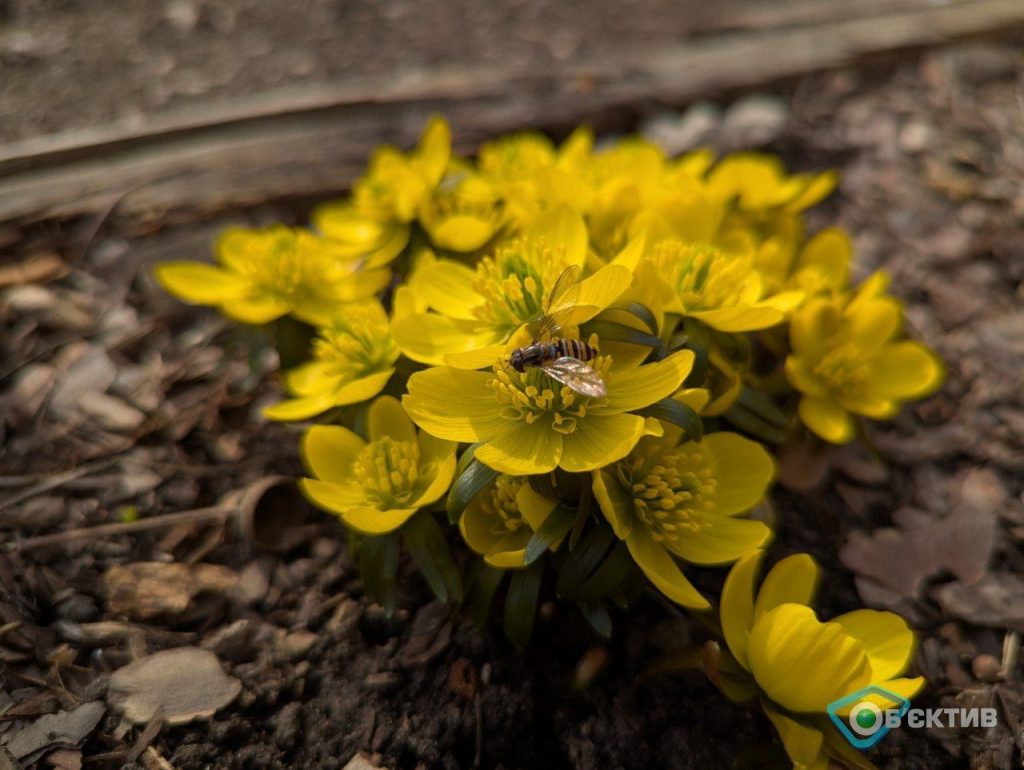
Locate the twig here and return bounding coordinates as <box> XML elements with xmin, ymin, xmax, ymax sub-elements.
<box><xmin>5</xmin><ymin>504</ymin><xmax>233</xmax><ymax>553</ymax></box>
<box><xmin>0</xmin><ymin>457</ymin><xmax>121</xmax><ymax>513</ymax></box>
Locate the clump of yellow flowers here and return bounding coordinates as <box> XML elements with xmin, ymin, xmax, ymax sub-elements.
<box><xmin>158</xmin><ymin>117</ymin><xmax>943</xmax><ymax>768</ymax></box>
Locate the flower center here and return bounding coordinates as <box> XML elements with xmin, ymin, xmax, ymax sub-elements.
<box><xmin>482</xmin><ymin>475</ymin><xmax>528</xmax><ymax>536</ymax></box>
<box><xmin>487</xmin><ymin>355</ymin><xmax>611</xmax><ymax>436</ymax></box>
<box><xmin>615</xmin><ymin>446</ymin><xmax>716</xmax><ymax>543</ymax></box>
<box><xmin>812</xmin><ymin>342</ymin><xmax>871</xmax><ymax>401</ymax></box>
<box><xmin>312</xmin><ymin>303</ymin><xmax>399</xmax><ymax>380</ymax></box>
<box><xmin>240</xmin><ymin>230</ymin><xmax>352</xmax><ymax>302</ymax></box>
<box><xmin>352</xmin><ymin>437</ymin><xmax>425</xmax><ymax>507</ymax></box>
<box><xmin>471</xmin><ymin>244</ymin><xmax>567</xmax><ymax>337</ymax></box>
<box><xmin>653</xmin><ymin>240</ymin><xmax>755</xmax><ymax>312</ymax></box>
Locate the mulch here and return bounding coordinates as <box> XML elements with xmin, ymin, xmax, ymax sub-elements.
<box><xmin>1</xmin><ymin>40</ymin><xmax>1023</xmax><ymax>770</ymax></box>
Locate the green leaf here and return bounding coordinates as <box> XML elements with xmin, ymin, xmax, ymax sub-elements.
<box><xmin>466</xmin><ymin>562</ymin><xmax>506</xmax><ymax>628</ymax></box>
<box><xmin>635</xmin><ymin>398</ymin><xmax>703</xmax><ymax>442</ymax></box>
<box><xmin>580</xmin><ymin>320</ymin><xmax>664</xmax><ymax>352</ymax></box>
<box><xmin>403</xmin><ymin>511</ymin><xmax>463</xmax><ymax>603</ymax></box>
<box><xmin>274</xmin><ymin>316</ymin><xmax>316</xmax><ymax>370</ymax></box>
<box><xmin>524</xmin><ymin>503</ymin><xmax>576</xmax><ymax>565</ymax></box>
<box><xmin>572</xmin><ymin>542</ymin><xmax>634</xmax><ymax>602</ymax></box>
<box><xmin>446</xmin><ymin>456</ymin><xmax>498</xmax><ymax>524</ymax></box>
<box><xmin>737</xmin><ymin>387</ymin><xmax>790</xmax><ymax>430</ymax></box>
<box><xmin>578</xmin><ymin>602</ymin><xmax>612</xmax><ymax>639</ymax></box>
<box><xmin>556</xmin><ymin>523</ymin><xmax>615</xmax><ymax>597</ymax></box>
<box><xmin>359</xmin><ymin>532</ymin><xmax>400</xmax><ymax>616</ymax></box>
<box><xmin>504</xmin><ymin>561</ymin><xmax>544</xmax><ymax>649</ymax></box>
<box><xmin>723</xmin><ymin>402</ymin><xmax>788</xmax><ymax>444</ymax></box>
<box><xmin>608</xmin><ymin>300</ymin><xmax>660</xmax><ymax>335</ymax></box>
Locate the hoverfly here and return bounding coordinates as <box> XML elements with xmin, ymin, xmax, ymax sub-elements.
<box><xmin>507</xmin><ymin>265</ymin><xmax>608</xmax><ymax>398</ymax></box>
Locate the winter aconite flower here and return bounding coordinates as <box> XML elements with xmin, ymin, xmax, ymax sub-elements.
<box><xmin>299</xmin><ymin>396</ymin><xmax>456</xmax><ymax>534</ymax></box>
<box><xmin>718</xmin><ymin>551</ymin><xmax>924</xmax><ymax>770</ymax></box>
<box><xmin>263</xmin><ymin>300</ymin><xmax>399</xmax><ymax>421</ymax></box>
<box><xmin>786</xmin><ymin>272</ymin><xmax>944</xmax><ymax>444</ymax></box>
<box><xmin>635</xmin><ymin>239</ymin><xmax>803</xmax><ymax>332</ymax></box>
<box><xmin>592</xmin><ymin>426</ymin><xmax>774</xmax><ymax>608</ymax></box>
<box><xmin>706</xmin><ymin>154</ymin><xmax>837</xmax><ymax>215</ymax></box>
<box><xmin>313</xmin><ymin>117</ymin><xmax>451</xmax><ymax>267</ymax></box>
<box><xmin>418</xmin><ymin>166</ymin><xmax>506</xmax><ymax>252</ymax></box>
<box><xmin>459</xmin><ymin>475</ymin><xmax>558</xmax><ymax>567</ymax></box>
<box><xmin>156</xmin><ymin>225</ymin><xmax>390</xmax><ymax>324</ymax></box>
<box><xmin>393</xmin><ymin>206</ymin><xmax>632</xmax><ymax>368</ymax></box>
<box><xmin>403</xmin><ymin>350</ymin><xmax>694</xmax><ymax>475</ymax></box>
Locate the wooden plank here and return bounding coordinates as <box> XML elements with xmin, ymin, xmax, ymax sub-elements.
<box><xmin>1</xmin><ymin>0</ymin><xmax>1021</xmax><ymax>225</ymax></box>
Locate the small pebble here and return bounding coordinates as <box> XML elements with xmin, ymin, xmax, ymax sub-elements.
<box><xmin>972</xmin><ymin>653</ymin><xmax>1002</xmax><ymax>683</ymax></box>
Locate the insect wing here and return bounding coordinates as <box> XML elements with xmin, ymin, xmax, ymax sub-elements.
<box><xmin>534</xmin><ymin>265</ymin><xmax>584</xmax><ymax>340</ymax></box>
<box><xmin>544</xmin><ymin>264</ymin><xmax>583</xmax><ymax>311</ymax></box>
<box><xmin>540</xmin><ymin>356</ymin><xmax>607</xmax><ymax>398</ymax></box>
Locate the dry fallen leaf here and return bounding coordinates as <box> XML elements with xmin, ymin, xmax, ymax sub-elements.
<box><xmin>107</xmin><ymin>647</ymin><xmax>241</xmax><ymax>726</ymax></box>
<box><xmin>840</xmin><ymin>468</ymin><xmax>999</xmax><ymax>605</ymax></box>
<box><xmin>1</xmin><ymin>702</ymin><xmax>104</xmax><ymax>765</ymax></box>
<box><xmin>105</xmin><ymin>562</ymin><xmax>237</xmax><ymax>619</ymax></box>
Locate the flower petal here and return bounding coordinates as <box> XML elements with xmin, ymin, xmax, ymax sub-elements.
<box><xmin>798</xmin><ymin>395</ymin><xmax>856</xmax><ymax>444</ymax></box>
<box><xmin>330</xmin><ymin>369</ymin><xmax>395</xmax><ymax>406</ymax></box>
<box><xmin>515</xmin><ymin>483</ymin><xmax>558</xmax><ymax>532</ymax></box>
<box><xmin>342</xmin><ymin>505</ymin><xmax>419</xmax><ymax>535</ymax></box>
<box><xmin>526</xmin><ymin>205</ymin><xmax>588</xmax><ymax>267</ymax></box>
<box><xmin>626</xmin><ymin>528</ymin><xmax>709</xmax><ymax>608</ymax></box>
<box><xmin>410</xmin><ymin>451</ymin><xmax>457</xmax><ymax>507</ymax></box>
<box><xmin>403</xmin><ymin>367</ymin><xmax>507</xmax><ymax>442</ymax></box>
<box><xmin>559</xmin><ymin>413</ymin><xmax>645</xmax><ymax>472</ymax></box>
<box><xmin>790</xmin><ymin>300</ymin><xmax>839</xmax><ymax>362</ymax></box>
<box><xmin>721</xmin><ymin>551</ymin><xmax>763</xmax><ymax>669</ymax></box>
<box><xmin>762</xmin><ymin>704</ymin><xmax>825</xmax><ymax>768</ymax></box>
<box><xmin>393</xmin><ymin>313</ymin><xmax>497</xmax><ymax>365</ymax></box>
<box><xmin>703</xmin><ymin>432</ymin><xmax>775</xmax><ymax>515</ymax></box>
<box><xmin>592</xmin><ymin>469</ymin><xmax>635</xmax><ymax>540</ymax></box>
<box><xmin>596</xmin><ymin>350</ymin><xmax>694</xmax><ymax>415</ymax></box>
<box><xmin>874</xmin><ymin>676</ymin><xmax>925</xmax><ymax>702</ymax></box>
<box><xmin>871</xmin><ymin>341</ymin><xmax>944</xmax><ymax>400</ymax></box>
<box><xmin>300</xmin><ymin>477</ymin><xmax>366</xmax><ymax>515</ymax></box>
<box><xmin>284</xmin><ymin>361</ymin><xmax>336</xmax><ymax>396</ymax></box>
<box><xmin>474</xmin><ymin>422</ymin><xmax>563</xmax><ymax>475</ymax></box>
<box><xmin>747</xmin><ymin>604</ymin><xmax>872</xmax><ymax>713</ymax></box>
<box><xmin>754</xmin><ymin>553</ymin><xmax>819</xmax><ymax>621</ymax></box>
<box><xmin>664</xmin><ymin>514</ymin><xmax>772</xmax><ymax>565</ymax></box>
<box><xmin>301</xmin><ymin>425</ymin><xmax>366</xmax><ymax>481</ymax></box>
<box><xmin>368</xmin><ymin>395</ymin><xmax>416</xmax><ymax>443</ymax></box>
<box><xmin>832</xmin><ymin>609</ymin><xmax>916</xmax><ymax>681</ymax></box>
<box><xmin>415</xmin><ymin>258</ymin><xmax>482</xmax><ymax>320</ymax></box>
<box><xmin>154</xmin><ymin>262</ymin><xmax>249</xmax><ymax>304</ymax></box>
<box><xmin>221</xmin><ymin>295</ymin><xmax>292</xmax><ymax>324</ymax></box>
<box><xmin>263</xmin><ymin>392</ymin><xmax>338</xmax><ymax>421</ymax></box>
<box><xmin>688</xmin><ymin>305</ymin><xmax>785</xmax><ymax>333</ymax></box>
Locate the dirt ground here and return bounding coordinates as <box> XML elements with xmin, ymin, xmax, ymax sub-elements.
<box><xmin>1</xmin><ymin>18</ymin><xmax>1024</xmax><ymax>770</ymax></box>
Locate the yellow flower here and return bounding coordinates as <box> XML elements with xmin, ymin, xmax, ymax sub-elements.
<box><xmin>403</xmin><ymin>350</ymin><xmax>694</xmax><ymax>475</ymax></box>
<box><xmin>263</xmin><ymin>300</ymin><xmax>399</xmax><ymax>421</ymax></box>
<box><xmin>752</xmin><ymin>226</ymin><xmax>853</xmax><ymax>298</ymax></box>
<box><xmin>633</xmin><ymin>239</ymin><xmax>803</xmax><ymax>332</ymax></box>
<box><xmin>706</xmin><ymin>154</ymin><xmax>837</xmax><ymax>215</ymax></box>
<box><xmin>785</xmin><ymin>272</ymin><xmax>944</xmax><ymax>444</ymax></box>
<box><xmin>592</xmin><ymin>427</ymin><xmax>773</xmax><ymax>608</ymax></box>
<box><xmin>299</xmin><ymin>396</ymin><xmax>456</xmax><ymax>535</ymax></box>
<box><xmin>393</xmin><ymin>206</ymin><xmax>633</xmax><ymax>368</ymax></box>
<box><xmin>155</xmin><ymin>225</ymin><xmax>390</xmax><ymax>325</ymax></box>
<box><xmin>719</xmin><ymin>551</ymin><xmax>924</xmax><ymax>769</ymax></box>
<box><xmin>313</xmin><ymin>116</ymin><xmax>451</xmax><ymax>267</ymax></box>
<box><xmin>418</xmin><ymin>166</ymin><xmax>505</xmax><ymax>252</ymax></box>
<box><xmin>459</xmin><ymin>475</ymin><xmax>558</xmax><ymax>568</ymax></box>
